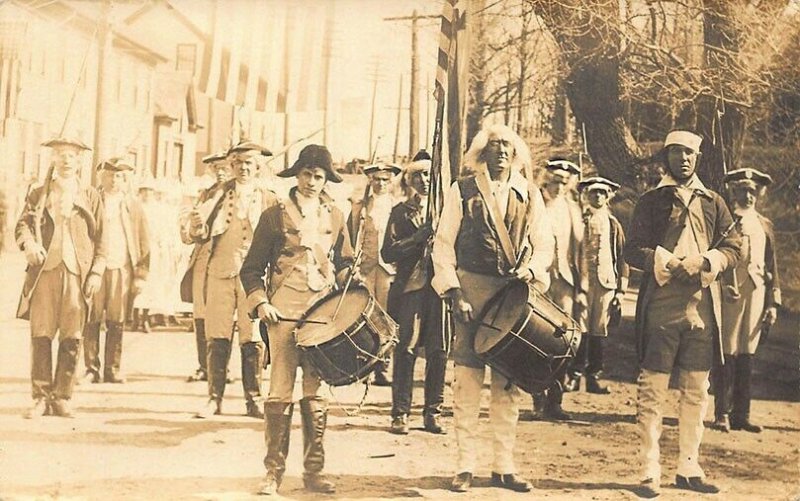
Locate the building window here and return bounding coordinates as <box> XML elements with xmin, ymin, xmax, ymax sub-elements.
<box><xmin>176</xmin><ymin>44</ymin><xmax>196</xmax><ymax>74</ymax></box>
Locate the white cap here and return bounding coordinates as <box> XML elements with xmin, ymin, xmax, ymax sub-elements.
<box><xmin>664</xmin><ymin>130</ymin><xmax>702</xmax><ymax>152</ymax></box>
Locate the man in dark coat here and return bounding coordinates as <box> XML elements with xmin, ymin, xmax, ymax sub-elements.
<box><xmin>382</xmin><ymin>157</ymin><xmax>447</xmax><ymax>435</ymax></box>
<box><xmin>15</xmin><ymin>137</ymin><xmax>107</xmax><ymax>418</ymax></box>
<box><xmin>625</xmin><ymin>130</ymin><xmax>741</xmax><ymax>497</ymax></box>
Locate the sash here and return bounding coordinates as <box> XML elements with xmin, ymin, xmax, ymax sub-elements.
<box><xmin>473</xmin><ymin>172</ymin><xmax>518</xmax><ymax>269</ymax></box>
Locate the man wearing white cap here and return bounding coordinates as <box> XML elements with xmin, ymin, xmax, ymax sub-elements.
<box><xmin>15</xmin><ymin>137</ymin><xmax>107</xmax><ymax>418</ymax></box>
<box><xmin>82</xmin><ymin>158</ymin><xmax>150</xmax><ymax>385</ymax></box>
<box><xmin>188</xmin><ymin>141</ymin><xmax>275</xmax><ymax>419</ymax></box>
<box><xmin>347</xmin><ymin>162</ymin><xmax>401</xmax><ymax>386</ymax></box>
<box><xmin>564</xmin><ymin>176</ymin><xmax>628</xmax><ymax>394</ymax></box>
<box><xmin>625</xmin><ymin>130</ymin><xmax>741</xmax><ymax>497</ymax></box>
<box><xmin>530</xmin><ymin>157</ymin><xmax>584</xmax><ymax>420</ymax></box>
<box><xmin>712</xmin><ymin>168</ymin><xmax>780</xmax><ymax>433</ymax></box>
<box><xmin>179</xmin><ymin>151</ymin><xmax>231</xmax><ymax>383</ymax></box>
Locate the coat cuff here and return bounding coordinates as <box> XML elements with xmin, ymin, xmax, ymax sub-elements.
<box><xmin>246</xmin><ymin>289</ymin><xmax>270</xmax><ymax>317</ymax></box>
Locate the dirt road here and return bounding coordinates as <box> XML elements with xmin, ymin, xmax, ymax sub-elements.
<box><xmin>0</xmin><ymin>250</ymin><xmax>797</xmax><ymax>500</ymax></box>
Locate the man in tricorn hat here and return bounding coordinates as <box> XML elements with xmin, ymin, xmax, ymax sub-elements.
<box><xmin>241</xmin><ymin>143</ymin><xmax>354</xmax><ymax>495</ymax></box>
<box><xmin>81</xmin><ymin>158</ymin><xmax>150</xmax><ymax>385</ymax></box>
<box><xmin>625</xmin><ymin>130</ymin><xmax>741</xmax><ymax>497</ymax></box>
<box><xmin>187</xmin><ymin>141</ymin><xmax>275</xmax><ymax>419</ymax></box>
<box><xmin>564</xmin><ymin>176</ymin><xmax>628</xmax><ymax>394</ymax></box>
<box><xmin>179</xmin><ymin>151</ymin><xmax>231</xmax><ymax>383</ymax></box>
<box><xmin>347</xmin><ymin>161</ymin><xmax>401</xmax><ymax>387</ymax></box>
<box><xmin>15</xmin><ymin>137</ymin><xmax>107</xmax><ymax>418</ymax></box>
<box><xmin>712</xmin><ymin>167</ymin><xmax>780</xmax><ymax>434</ymax></box>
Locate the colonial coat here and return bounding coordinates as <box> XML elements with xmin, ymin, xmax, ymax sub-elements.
<box><xmin>100</xmin><ymin>190</ymin><xmax>150</xmax><ymax>281</ymax></box>
<box><xmin>624</xmin><ymin>185</ymin><xmax>741</xmax><ymax>364</ymax></box>
<box><xmin>15</xmin><ymin>182</ymin><xmax>108</xmax><ymax>319</ymax></box>
<box><xmin>179</xmin><ymin>181</ymin><xmax>226</xmax><ymax>302</ymax></box>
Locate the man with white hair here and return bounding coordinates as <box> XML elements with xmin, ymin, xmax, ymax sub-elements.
<box><xmin>432</xmin><ymin>124</ymin><xmax>554</xmax><ymax>493</ymax></box>
<box><xmin>625</xmin><ymin>130</ymin><xmax>741</xmax><ymax>497</ymax></box>
<box><xmin>187</xmin><ymin>141</ymin><xmax>275</xmax><ymax>419</ymax></box>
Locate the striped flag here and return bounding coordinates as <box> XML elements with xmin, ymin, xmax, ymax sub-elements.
<box><xmin>430</xmin><ymin>0</ymin><xmax>469</xmax><ymax>221</ymax></box>
<box><xmin>198</xmin><ymin>1</ymin><xmax>281</xmax><ymax>113</ymax></box>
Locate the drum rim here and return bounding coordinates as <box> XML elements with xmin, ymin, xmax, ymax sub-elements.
<box><xmin>293</xmin><ymin>285</ymin><xmax>376</xmax><ymax>347</ymax></box>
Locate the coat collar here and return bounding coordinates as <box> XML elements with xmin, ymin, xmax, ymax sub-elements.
<box><xmin>656</xmin><ymin>174</ymin><xmax>713</xmax><ymax>199</ymax></box>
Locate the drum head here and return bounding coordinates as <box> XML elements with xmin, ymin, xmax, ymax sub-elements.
<box><xmin>474</xmin><ymin>281</ymin><xmax>529</xmax><ymax>354</ymax></box>
<box><xmin>294</xmin><ymin>286</ymin><xmax>371</xmax><ymax>347</ymax></box>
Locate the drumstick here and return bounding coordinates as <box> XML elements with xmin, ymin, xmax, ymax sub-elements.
<box><xmin>278</xmin><ymin>316</ymin><xmax>328</xmax><ymax>325</ymax></box>
<box><xmin>332</xmin><ymin>247</ymin><xmax>363</xmax><ymax>322</ymax></box>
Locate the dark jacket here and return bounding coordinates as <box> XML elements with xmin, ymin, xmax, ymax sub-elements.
<box><xmin>240</xmin><ymin>188</ymin><xmax>354</xmax><ymax>314</ymax></box>
<box><xmin>624</xmin><ymin>185</ymin><xmax>741</xmax><ymax>364</ymax></box>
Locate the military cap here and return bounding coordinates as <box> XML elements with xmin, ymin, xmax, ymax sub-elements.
<box><xmin>724</xmin><ymin>168</ymin><xmax>773</xmax><ymax>187</ymax></box>
<box><xmin>363</xmin><ymin>163</ymin><xmax>401</xmax><ymax>176</ymax></box>
<box><xmin>96</xmin><ymin>157</ymin><xmax>134</xmax><ymax>172</ymax></box>
<box><xmin>545</xmin><ymin>157</ymin><xmax>581</xmax><ymax>176</ymax></box>
<box><xmin>42</xmin><ymin>136</ymin><xmax>91</xmax><ymax>151</ymax></box>
<box><xmin>577</xmin><ymin>176</ymin><xmax>620</xmax><ymax>193</ymax></box>
<box><xmin>664</xmin><ymin>130</ymin><xmax>702</xmax><ymax>153</ymax></box>
<box><xmin>278</xmin><ymin>144</ymin><xmax>342</xmax><ymax>183</ymax></box>
<box><xmin>412</xmin><ymin>149</ymin><xmax>432</xmax><ymax>162</ymax></box>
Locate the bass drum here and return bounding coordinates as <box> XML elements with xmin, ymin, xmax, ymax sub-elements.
<box><xmin>294</xmin><ymin>285</ymin><xmax>398</xmax><ymax>387</ymax></box>
<box><xmin>473</xmin><ymin>280</ymin><xmax>580</xmax><ymax>395</ymax></box>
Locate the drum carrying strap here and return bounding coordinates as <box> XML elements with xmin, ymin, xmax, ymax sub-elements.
<box><xmin>474</xmin><ymin>172</ymin><xmax>518</xmax><ymax>269</ymax></box>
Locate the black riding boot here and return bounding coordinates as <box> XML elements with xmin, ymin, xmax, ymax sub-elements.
<box><xmin>565</xmin><ymin>335</ymin><xmax>589</xmax><ymax>392</ymax></box>
<box><xmin>104</xmin><ymin>321</ymin><xmax>125</xmax><ymax>383</ymax></box>
<box><xmin>544</xmin><ymin>380</ymin><xmax>571</xmax><ymax>420</ymax></box>
<box><xmin>423</xmin><ymin>351</ymin><xmax>448</xmax><ymax>434</ymax></box>
<box><xmin>186</xmin><ymin>318</ymin><xmax>208</xmax><ymax>381</ymax></box>
<box><xmin>731</xmin><ymin>355</ymin><xmax>762</xmax><ymax>432</ymax></box>
<box><xmin>259</xmin><ymin>402</ymin><xmax>293</xmax><ymax>495</ymax></box>
<box><xmin>241</xmin><ymin>342</ymin><xmax>264</xmax><ymax>418</ymax></box>
<box><xmin>196</xmin><ymin>338</ymin><xmax>230</xmax><ymax>418</ymax></box>
<box><xmin>26</xmin><ymin>337</ymin><xmax>53</xmax><ymax>418</ymax></box>
<box><xmin>52</xmin><ymin>338</ymin><xmax>80</xmax><ymax>417</ymax></box>
<box><xmin>82</xmin><ymin>321</ymin><xmax>102</xmax><ymax>380</ymax></box>
<box><xmin>585</xmin><ymin>337</ymin><xmax>610</xmax><ymax>394</ymax></box>
<box><xmin>300</xmin><ymin>396</ymin><xmax>336</xmax><ymax>493</ymax></box>
<box><xmin>712</xmin><ymin>357</ymin><xmax>735</xmax><ymax>431</ymax></box>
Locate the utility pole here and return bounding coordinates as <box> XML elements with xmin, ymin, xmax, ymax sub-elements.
<box><xmin>383</xmin><ymin>10</ymin><xmax>438</xmax><ymax>158</ymax></box>
<box><xmin>92</xmin><ymin>0</ymin><xmax>112</xmax><ymax>185</ymax></box>
<box><xmin>321</xmin><ymin>3</ymin><xmax>334</xmax><ymax>146</ymax></box>
<box><xmin>425</xmin><ymin>74</ymin><xmax>431</xmax><ymax>150</ymax></box>
<box><xmin>367</xmin><ymin>59</ymin><xmax>382</xmax><ymax>160</ymax></box>
<box><xmin>393</xmin><ymin>74</ymin><xmax>403</xmax><ymax>163</ymax></box>
<box><xmin>281</xmin><ymin>6</ymin><xmax>294</xmax><ymax>170</ymax></box>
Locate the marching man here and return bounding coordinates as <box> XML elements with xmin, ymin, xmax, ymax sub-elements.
<box><xmin>241</xmin><ymin>144</ymin><xmax>355</xmax><ymax>495</ymax></box>
<box><xmin>712</xmin><ymin>168</ymin><xmax>780</xmax><ymax>433</ymax></box>
<box><xmin>16</xmin><ymin>137</ymin><xmax>107</xmax><ymax>418</ymax></box>
<box><xmin>187</xmin><ymin>141</ymin><xmax>275</xmax><ymax>419</ymax></box>
<box><xmin>82</xmin><ymin>158</ymin><xmax>150</xmax><ymax>385</ymax></box>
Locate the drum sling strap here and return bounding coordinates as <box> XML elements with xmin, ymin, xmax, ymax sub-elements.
<box><xmin>473</xmin><ymin>172</ymin><xmax>519</xmax><ymax>269</ymax></box>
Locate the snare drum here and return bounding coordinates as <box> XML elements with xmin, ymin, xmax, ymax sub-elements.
<box><xmin>294</xmin><ymin>285</ymin><xmax>398</xmax><ymax>386</ymax></box>
<box><xmin>473</xmin><ymin>280</ymin><xmax>580</xmax><ymax>394</ymax></box>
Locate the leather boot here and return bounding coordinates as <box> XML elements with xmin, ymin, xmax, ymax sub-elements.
<box><xmin>104</xmin><ymin>322</ymin><xmax>126</xmax><ymax>383</ymax></box>
<box><xmin>712</xmin><ymin>358</ymin><xmax>735</xmax><ymax>431</ymax></box>
<box><xmin>26</xmin><ymin>337</ymin><xmax>53</xmax><ymax>419</ymax></box>
<box><xmin>586</xmin><ymin>336</ymin><xmax>608</xmax><ymax>394</ymax></box>
<box><xmin>241</xmin><ymin>342</ymin><xmax>264</xmax><ymax>418</ymax></box>
<box><xmin>544</xmin><ymin>381</ymin><xmax>572</xmax><ymax>420</ymax></box>
<box><xmin>187</xmin><ymin>319</ymin><xmax>208</xmax><ymax>382</ymax></box>
<box><xmin>52</xmin><ymin>338</ymin><xmax>80</xmax><ymax>417</ymax></box>
<box><xmin>259</xmin><ymin>402</ymin><xmax>294</xmax><ymax>495</ymax></box>
<box><xmin>731</xmin><ymin>355</ymin><xmax>762</xmax><ymax>432</ymax></box>
<box><xmin>82</xmin><ymin>322</ymin><xmax>102</xmax><ymax>382</ymax></box>
<box><xmin>195</xmin><ymin>338</ymin><xmax>230</xmax><ymax>418</ymax></box>
<box><xmin>391</xmin><ymin>348</ymin><xmax>415</xmax><ymax>419</ymax></box>
<box><xmin>423</xmin><ymin>351</ymin><xmax>447</xmax><ymax>434</ymax></box>
<box><xmin>565</xmin><ymin>336</ymin><xmax>589</xmax><ymax>392</ymax></box>
<box><xmin>300</xmin><ymin>396</ymin><xmax>336</xmax><ymax>493</ymax></box>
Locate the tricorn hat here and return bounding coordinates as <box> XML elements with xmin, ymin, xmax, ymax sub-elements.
<box><xmin>96</xmin><ymin>157</ymin><xmax>134</xmax><ymax>172</ymax></box>
<box><xmin>277</xmin><ymin>144</ymin><xmax>342</xmax><ymax>183</ymax></box>
<box><xmin>227</xmin><ymin>140</ymin><xmax>272</xmax><ymax>157</ymax></box>
<box><xmin>42</xmin><ymin>136</ymin><xmax>91</xmax><ymax>151</ymax></box>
